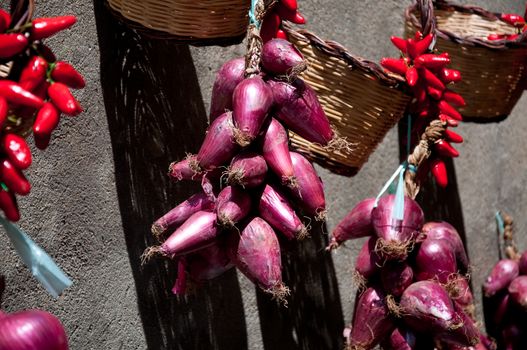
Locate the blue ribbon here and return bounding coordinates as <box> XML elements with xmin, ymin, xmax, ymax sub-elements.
<box><xmin>1</xmin><ymin>217</ymin><xmax>72</xmax><ymax>298</ymax></box>
<box><xmin>248</xmin><ymin>0</ymin><xmax>260</xmax><ymax>28</ymax></box>
<box><xmin>495</xmin><ymin>211</ymin><xmax>505</xmax><ymax>236</ymax></box>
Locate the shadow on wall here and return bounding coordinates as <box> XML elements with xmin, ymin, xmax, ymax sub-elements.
<box><xmin>93</xmin><ymin>1</ymin><xmax>247</xmax><ymax>349</ymax></box>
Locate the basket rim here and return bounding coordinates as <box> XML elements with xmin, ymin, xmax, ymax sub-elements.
<box><xmin>406</xmin><ymin>0</ymin><xmax>527</xmax><ymax>50</ymax></box>
<box><xmin>282</xmin><ymin>22</ymin><xmax>407</xmax><ymax>87</ymax></box>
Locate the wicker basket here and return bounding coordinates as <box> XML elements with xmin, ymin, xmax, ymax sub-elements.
<box><xmin>283</xmin><ymin>24</ymin><xmax>412</xmax><ymax>176</ymax></box>
<box><xmin>405</xmin><ymin>0</ymin><xmax>527</xmax><ymax>121</ymax></box>
<box><xmin>106</xmin><ymin>0</ymin><xmax>251</xmax><ymax>45</ymax></box>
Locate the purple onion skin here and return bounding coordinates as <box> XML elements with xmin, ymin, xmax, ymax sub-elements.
<box><xmin>261</xmin><ymin>118</ymin><xmax>295</xmax><ymax>185</ymax></box>
<box><xmin>348</xmin><ymin>286</ymin><xmax>394</xmax><ymax>350</ymax></box>
<box><xmin>381</xmin><ymin>328</ymin><xmax>416</xmax><ymax>350</ymax></box>
<box><xmin>415</xmin><ymin>238</ymin><xmax>457</xmax><ymax>284</ymax></box>
<box><xmin>355</xmin><ymin>237</ymin><xmax>381</xmax><ymax>280</ymax></box>
<box><xmin>493</xmin><ymin>293</ymin><xmax>510</xmax><ymax>328</ymax></box>
<box><xmin>152</xmin><ymin>192</ymin><xmax>214</xmax><ymax>238</ymax></box>
<box><xmin>187</xmin><ymin>239</ymin><xmax>235</xmax><ymax>282</ymax></box>
<box><xmin>449</xmin><ymin>277</ymin><xmax>473</xmax><ymax>310</ymax></box>
<box><xmin>438</xmin><ymin>304</ymin><xmax>479</xmax><ymax>347</ymax></box>
<box><xmin>423</xmin><ymin>221</ymin><xmax>469</xmax><ymax>272</ymax></box>
<box><xmin>261</xmin><ymin>39</ymin><xmax>305</xmax><ymax>76</ymax></box>
<box><xmin>232</xmin><ymin>76</ymin><xmax>273</xmax><ymax>146</ymax></box>
<box><xmin>508</xmin><ymin>275</ymin><xmax>527</xmax><ymax>309</ymax></box>
<box><xmin>215</xmin><ymin>186</ymin><xmax>252</xmax><ymax>226</ymax></box>
<box><xmin>161</xmin><ymin>211</ymin><xmax>220</xmax><ymax>257</ymax></box>
<box><xmin>519</xmin><ymin>250</ymin><xmax>527</xmax><ymax>275</ymax></box>
<box><xmin>229</xmin><ymin>217</ymin><xmax>283</xmax><ymax>291</ymax></box>
<box><xmin>268</xmin><ymin>78</ymin><xmax>333</xmax><ymax>145</ymax></box>
<box><xmin>483</xmin><ymin>259</ymin><xmax>519</xmax><ymax>297</ymax></box>
<box><xmin>400</xmin><ymin>280</ymin><xmax>460</xmax><ymax>334</ymax></box>
<box><xmin>0</xmin><ymin>310</ymin><xmax>69</xmax><ymax>350</ymax></box>
<box><xmin>330</xmin><ymin>198</ymin><xmax>376</xmax><ymax>247</ymax></box>
<box><xmin>227</xmin><ymin>152</ymin><xmax>268</xmax><ymax>188</ymax></box>
<box><xmin>197</xmin><ymin>112</ymin><xmax>239</xmax><ymax>170</ymax></box>
<box><xmin>258</xmin><ymin>184</ymin><xmax>306</xmax><ymax>240</ymax></box>
<box><xmin>289</xmin><ymin>151</ymin><xmax>325</xmax><ymax>217</ymax></box>
<box><xmin>169</xmin><ymin>156</ymin><xmax>201</xmax><ymax>181</ymax></box>
<box><xmin>372</xmin><ymin>194</ymin><xmax>424</xmax><ymax>242</ymax></box>
<box><xmin>381</xmin><ymin>262</ymin><xmax>414</xmax><ymax>297</ymax></box>
<box><xmin>210</xmin><ymin>57</ymin><xmax>246</xmax><ymax>120</ymax></box>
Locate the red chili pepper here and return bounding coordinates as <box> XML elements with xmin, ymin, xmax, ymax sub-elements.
<box><xmin>31</xmin><ymin>15</ymin><xmax>77</xmax><ymax>40</ymax></box>
<box><xmin>0</xmin><ymin>97</ymin><xmax>7</xmax><ymax>129</ymax></box>
<box><xmin>380</xmin><ymin>58</ymin><xmax>408</xmax><ymax>75</ymax></box>
<box><xmin>0</xmin><ymin>159</ymin><xmax>30</xmax><ymax>195</ymax></box>
<box><xmin>38</xmin><ymin>44</ymin><xmax>57</xmax><ymax>63</ymax></box>
<box><xmin>427</xmin><ymin>86</ymin><xmax>443</xmax><ymax>100</ymax></box>
<box><xmin>439</xmin><ymin>68</ymin><xmax>461</xmax><ymax>83</ymax></box>
<box><xmin>412</xmin><ymin>82</ymin><xmax>427</xmax><ymax>104</ymax></box>
<box><xmin>414</xmin><ymin>31</ymin><xmax>423</xmax><ymax>40</ymax></box>
<box><xmin>439</xmin><ymin>113</ymin><xmax>459</xmax><ymax>127</ymax></box>
<box><xmin>430</xmin><ymin>158</ymin><xmax>448</xmax><ymax>188</ymax></box>
<box><xmin>279</xmin><ymin>0</ymin><xmax>298</xmax><ymax>12</ymax></box>
<box><xmin>414</xmin><ymin>54</ymin><xmax>450</xmax><ymax>69</ymax></box>
<box><xmin>3</xmin><ymin>134</ymin><xmax>32</xmax><ymax>170</ymax></box>
<box><xmin>0</xmin><ymin>187</ymin><xmax>20</xmax><ymax>222</ymax></box>
<box><xmin>443</xmin><ymin>90</ymin><xmax>466</xmax><ymax>107</ymax></box>
<box><xmin>19</xmin><ymin>56</ymin><xmax>48</xmax><ymax>92</ymax></box>
<box><xmin>406</xmin><ymin>67</ymin><xmax>419</xmax><ymax>86</ymax></box>
<box><xmin>276</xmin><ymin>4</ymin><xmax>305</xmax><ymax>24</ymax></box>
<box><xmin>0</xmin><ymin>10</ymin><xmax>10</xmax><ymax>32</ymax></box>
<box><xmin>435</xmin><ymin>139</ymin><xmax>459</xmax><ymax>158</ymax></box>
<box><xmin>406</xmin><ymin>38</ymin><xmax>419</xmax><ymax>59</ymax></box>
<box><xmin>413</xmin><ymin>33</ymin><xmax>434</xmax><ymax>56</ymax></box>
<box><xmin>444</xmin><ymin>129</ymin><xmax>463</xmax><ymax>144</ymax></box>
<box><xmin>33</xmin><ymin>102</ymin><xmax>60</xmax><ymax>150</ymax></box>
<box><xmin>438</xmin><ymin>100</ymin><xmax>462</xmax><ymax>121</ymax></box>
<box><xmin>47</xmin><ymin>82</ymin><xmax>82</xmax><ymax>116</ymax></box>
<box><xmin>421</xmin><ymin>67</ymin><xmax>445</xmax><ymax>91</ymax></box>
<box><xmin>507</xmin><ymin>34</ymin><xmax>519</xmax><ymax>41</ymax></box>
<box><xmin>487</xmin><ymin>33</ymin><xmax>507</xmax><ymax>41</ymax></box>
<box><xmin>0</xmin><ymin>33</ymin><xmax>28</xmax><ymax>59</ymax></box>
<box><xmin>0</xmin><ymin>81</ymin><xmax>44</xmax><ymax>109</ymax></box>
<box><xmin>390</xmin><ymin>36</ymin><xmax>407</xmax><ymax>53</ymax></box>
<box><xmin>51</xmin><ymin>61</ymin><xmax>85</xmax><ymax>89</ymax></box>
<box><xmin>260</xmin><ymin>11</ymin><xmax>281</xmax><ymax>43</ymax></box>
<box><xmin>501</xmin><ymin>13</ymin><xmax>525</xmax><ymax>28</ymax></box>
<box><xmin>276</xmin><ymin>29</ymin><xmax>287</xmax><ymax>40</ymax></box>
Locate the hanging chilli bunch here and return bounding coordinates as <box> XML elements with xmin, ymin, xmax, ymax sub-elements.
<box><xmin>380</xmin><ymin>30</ymin><xmax>464</xmax><ymax>189</ymax></box>
<box><xmin>259</xmin><ymin>0</ymin><xmax>305</xmax><ymax>42</ymax></box>
<box><xmin>144</xmin><ymin>0</ymin><xmax>334</xmax><ymax>304</ymax></box>
<box><xmin>483</xmin><ymin>213</ymin><xmax>527</xmax><ymax>350</ymax></box>
<box><xmin>488</xmin><ymin>5</ymin><xmax>527</xmax><ymax>41</ymax></box>
<box><xmin>0</xmin><ymin>3</ymin><xmax>84</xmax><ymax>222</ymax></box>
<box><xmin>332</xmin><ymin>195</ymin><xmax>496</xmax><ymax>350</ymax></box>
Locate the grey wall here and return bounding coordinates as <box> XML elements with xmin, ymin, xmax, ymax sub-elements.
<box><xmin>0</xmin><ymin>0</ymin><xmax>526</xmax><ymax>349</ymax></box>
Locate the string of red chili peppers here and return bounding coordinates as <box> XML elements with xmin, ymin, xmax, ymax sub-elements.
<box><xmin>260</xmin><ymin>0</ymin><xmax>305</xmax><ymax>42</ymax></box>
<box><xmin>380</xmin><ymin>31</ymin><xmax>464</xmax><ymax>189</ymax></box>
<box><xmin>488</xmin><ymin>8</ymin><xmax>527</xmax><ymax>41</ymax></box>
<box><xmin>0</xmin><ymin>9</ymin><xmax>85</xmax><ymax>221</ymax></box>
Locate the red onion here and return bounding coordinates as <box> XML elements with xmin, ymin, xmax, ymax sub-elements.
<box><xmin>492</xmin><ymin>293</ymin><xmax>510</xmax><ymax>328</ymax></box>
<box><xmin>347</xmin><ymin>286</ymin><xmax>394</xmax><ymax>350</ymax></box>
<box><xmin>232</xmin><ymin>76</ymin><xmax>273</xmax><ymax>146</ymax></box>
<box><xmin>501</xmin><ymin>323</ymin><xmax>524</xmax><ymax>350</ymax></box>
<box><xmin>371</xmin><ymin>195</ymin><xmax>424</xmax><ymax>260</ymax></box>
<box><xmin>289</xmin><ymin>151</ymin><xmax>325</xmax><ymax>219</ymax></box>
<box><xmin>226</xmin><ymin>152</ymin><xmax>267</xmax><ymax>188</ymax></box>
<box><xmin>415</xmin><ymin>238</ymin><xmax>458</xmax><ymax>284</ymax></box>
<box><xmin>268</xmin><ymin>78</ymin><xmax>333</xmax><ymax>146</ymax></box>
<box><xmin>354</xmin><ymin>236</ymin><xmax>381</xmax><ymax>282</ymax></box>
<box><xmin>381</xmin><ymin>261</ymin><xmax>414</xmax><ymax>297</ymax></box>
<box><xmin>215</xmin><ymin>186</ymin><xmax>251</xmax><ymax>227</ymax></box>
<box><xmin>258</xmin><ymin>184</ymin><xmax>307</xmax><ymax>240</ymax></box>
<box><xmin>507</xmin><ymin>276</ymin><xmax>527</xmax><ymax>309</ymax></box>
<box><xmin>438</xmin><ymin>304</ymin><xmax>479</xmax><ymax>347</ymax></box>
<box><xmin>423</xmin><ymin>221</ymin><xmax>469</xmax><ymax>272</ymax></box>
<box><xmin>187</xmin><ymin>239</ymin><xmax>235</xmax><ymax>282</ymax></box>
<box><xmin>519</xmin><ymin>250</ymin><xmax>527</xmax><ymax>275</ymax></box>
<box><xmin>261</xmin><ymin>118</ymin><xmax>296</xmax><ymax>188</ymax></box>
<box><xmin>146</xmin><ymin>211</ymin><xmax>220</xmax><ymax>259</ymax></box>
<box><xmin>197</xmin><ymin>111</ymin><xmax>239</xmax><ymax>170</ymax></box>
<box><xmin>328</xmin><ymin>197</ymin><xmax>376</xmax><ymax>250</ymax></box>
<box><xmin>210</xmin><ymin>57</ymin><xmax>245</xmax><ymax>120</ymax></box>
<box><xmin>447</xmin><ymin>277</ymin><xmax>474</xmax><ymax>314</ymax></box>
<box><xmin>168</xmin><ymin>155</ymin><xmax>201</xmax><ymax>181</ymax></box>
<box><xmin>228</xmin><ymin>217</ymin><xmax>289</xmax><ymax>302</ymax></box>
<box><xmin>483</xmin><ymin>259</ymin><xmax>519</xmax><ymax>297</ymax></box>
<box><xmin>151</xmin><ymin>192</ymin><xmax>214</xmax><ymax>239</ymax></box>
<box><xmin>261</xmin><ymin>39</ymin><xmax>306</xmax><ymax>76</ymax></box>
<box><xmin>0</xmin><ymin>310</ymin><xmax>69</xmax><ymax>350</ymax></box>
<box><xmin>399</xmin><ymin>280</ymin><xmax>461</xmax><ymax>335</ymax></box>
<box><xmin>381</xmin><ymin>328</ymin><xmax>416</xmax><ymax>350</ymax></box>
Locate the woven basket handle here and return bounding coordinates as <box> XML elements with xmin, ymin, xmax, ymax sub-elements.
<box><xmin>415</xmin><ymin>0</ymin><xmax>437</xmax><ymax>37</ymax></box>
<box><xmin>10</xmin><ymin>0</ymin><xmax>34</xmax><ymax>30</ymax></box>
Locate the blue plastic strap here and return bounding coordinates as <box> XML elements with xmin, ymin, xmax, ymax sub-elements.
<box><xmin>1</xmin><ymin>216</ymin><xmax>72</xmax><ymax>298</ymax></box>
<box><xmin>374</xmin><ymin>163</ymin><xmax>405</xmax><ymax>208</ymax></box>
<box><xmin>496</xmin><ymin>211</ymin><xmax>505</xmax><ymax>236</ymax></box>
<box><xmin>249</xmin><ymin>0</ymin><xmax>260</xmax><ymax>28</ymax></box>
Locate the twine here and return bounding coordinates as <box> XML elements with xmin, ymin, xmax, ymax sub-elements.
<box><xmin>244</xmin><ymin>0</ymin><xmax>276</xmax><ymax>77</ymax></box>
<box><xmin>496</xmin><ymin>211</ymin><xmax>520</xmax><ymax>260</ymax></box>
